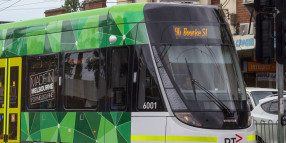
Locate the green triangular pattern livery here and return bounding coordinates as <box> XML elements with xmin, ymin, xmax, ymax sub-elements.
<box><xmin>18</xmin><ymin>37</ymin><xmax>27</xmax><ymax>56</ymax></box>
<box><xmin>57</xmin><ymin>112</ymin><xmax>67</xmax><ymax>124</ymax></box>
<box><xmin>117</xmin><ymin>129</ymin><xmax>128</xmax><ymax>143</ymax></box>
<box><xmin>105</xmin><ymin>128</ymin><xmax>118</xmax><ymax>143</ymax></box>
<box><xmin>27</xmin><ymin>34</ymin><xmax>45</xmax><ymax>55</ymax></box>
<box><xmin>61</xmin><ymin>31</ymin><xmax>76</xmax><ymax>52</ymax></box>
<box><xmin>0</xmin><ymin>4</ymin><xmax>148</xmax><ymax>142</ymax></box>
<box><xmin>29</xmin><ymin>113</ymin><xmax>40</xmax><ymax>136</ymax></box>
<box><xmin>108</xmin><ymin>4</ymin><xmax>145</xmax><ymax>25</ymax></box>
<box><xmin>74</xmin><ymin>112</ymin><xmax>95</xmax><ymax>140</ymax></box>
<box><xmin>40</xmin><ymin>112</ymin><xmax>58</xmax><ymax>130</ymax></box>
<box><xmin>30</xmin><ymin>130</ymin><xmax>41</xmax><ymax>141</ymax></box>
<box><xmin>41</xmin><ymin>126</ymin><xmax>58</xmax><ymax>142</ymax></box>
<box><xmin>0</xmin><ymin>40</ymin><xmax>4</xmax><ymax>56</ymax></box>
<box><xmin>104</xmin><ymin>112</ymin><xmax>114</xmax><ymax>125</ymax></box>
<box><xmin>47</xmin><ymin>33</ymin><xmax>61</xmax><ymax>52</ymax></box>
<box><xmin>0</xmin><ymin>29</ymin><xmax>7</xmax><ymax>40</ymax></box>
<box><xmin>117</xmin><ymin>120</ymin><xmax>131</xmax><ymax>143</ymax></box>
<box><xmin>97</xmin><ymin>115</ymin><xmax>105</xmax><ymax>143</ymax></box>
<box><xmin>0</xmin><ymin>4</ymin><xmax>149</xmax><ymax>58</ymax></box>
<box><xmin>20</xmin><ymin>113</ymin><xmax>29</xmax><ymax>141</ymax></box>
<box><xmin>60</xmin><ymin>112</ymin><xmax>76</xmax><ymax>142</ymax></box>
<box><xmin>84</xmin><ymin>112</ymin><xmax>101</xmax><ymax>139</ymax></box>
<box><xmin>21</xmin><ymin>112</ymin><xmax>131</xmax><ymax>143</ymax></box>
<box><xmin>136</xmin><ymin>23</ymin><xmax>149</xmax><ymax>44</ymax></box>
<box><xmin>44</xmin><ymin>34</ymin><xmax>52</xmax><ymax>53</ymax></box>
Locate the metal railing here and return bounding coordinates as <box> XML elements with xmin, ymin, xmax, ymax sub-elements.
<box><xmin>254</xmin><ymin>120</ymin><xmax>286</xmax><ymax>143</ymax></box>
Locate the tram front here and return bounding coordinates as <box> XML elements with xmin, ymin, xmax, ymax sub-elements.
<box><xmin>144</xmin><ymin>4</ymin><xmax>256</xmax><ymax>142</ymax></box>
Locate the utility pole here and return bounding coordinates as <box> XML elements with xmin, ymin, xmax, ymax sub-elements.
<box><xmin>85</xmin><ymin>0</ymin><xmax>89</xmax><ymax>10</ymax></box>
<box><xmin>277</xmin><ymin>63</ymin><xmax>284</xmax><ymax>143</ymax></box>
<box><xmin>254</xmin><ymin>0</ymin><xmax>285</xmax><ymax>141</ymax></box>
<box><xmin>276</xmin><ymin>0</ymin><xmax>286</xmax><ymax>141</ymax></box>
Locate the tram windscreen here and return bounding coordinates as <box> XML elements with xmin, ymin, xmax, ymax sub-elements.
<box><xmin>156</xmin><ymin>44</ymin><xmax>250</xmax><ymax>129</ymax></box>
<box><xmin>158</xmin><ymin>45</ymin><xmax>246</xmax><ymax>110</ymax></box>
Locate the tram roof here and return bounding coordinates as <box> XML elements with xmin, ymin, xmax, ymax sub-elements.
<box><xmin>0</xmin><ymin>3</ymin><xmax>219</xmax><ymax>40</ymax></box>
<box><xmin>0</xmin><ymin>3</ymin><xmax>146</xmax><ymax>39</ymax></box>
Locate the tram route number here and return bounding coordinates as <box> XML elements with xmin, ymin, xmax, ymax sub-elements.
<box><xmin>143</xmin><ymin>102</ymin><xmax>157</xmax><ymax>110</ymax></box>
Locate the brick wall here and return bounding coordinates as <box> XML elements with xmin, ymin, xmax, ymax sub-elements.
<box><xmin>45</xmin><ymin>8</ymin><xmax>66</xmax><ymax>17</ymax></box>
<box><xmin>237</xmin><ymin>0</ymin><xmax>251</xmax><ymax>24</ymax></box>
<box><xmin>82</xmin><ymin>1</ymin><xmax>106</xmax><ymax>10</ymax></box>
<box><xmin>211</xmin><ymin>0</ymin><xmax>220</xmax><ymax>5</ymax></box>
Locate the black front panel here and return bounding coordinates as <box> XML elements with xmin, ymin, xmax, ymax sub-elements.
<box><xmin>144</xmin><ymin>4</ymin><xmax>224</xmax><ymax>23</ymax></box>
<box><xmin>109</xmin><ymin>47</ymin><xmax>129</xmax><ymax>111</ymax></box>
<box><xmin>143</xmin><ymin>4</ymin><xmax>232</xmax><ymax>45</ymax></box>
<box><xmin>143</xmin><ymin>4</ymin><xmax>250</xmax><ymax>129</ymax></box>
<box><xmin>133</xmin><ymin>45</ymin><xmax>166</xmax><ymax>112</ymax></box>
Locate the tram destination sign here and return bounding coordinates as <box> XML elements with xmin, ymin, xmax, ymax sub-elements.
<box><xmin>173</xmin><ymin>26</ymin><xmax>219</xmax><ymax>39</ymax></box>
<box><xmin>29</xmin><ymin>69</ymin><xmax>55</xmax><ymax>105</ymax></box>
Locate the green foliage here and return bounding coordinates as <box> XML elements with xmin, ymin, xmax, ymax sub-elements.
<box><xmin>64</xmin><ymin>0</ymin><xmax>80</xmax><ymax>13</ymax></box>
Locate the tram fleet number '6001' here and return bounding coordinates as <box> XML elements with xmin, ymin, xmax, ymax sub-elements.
<box><xmin>143</xmin><ymin>102</ymin><xmax>157</xmax><ymax>110</ymax></box>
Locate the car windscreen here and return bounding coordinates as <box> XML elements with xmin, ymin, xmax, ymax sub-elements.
<box><xmin>251</xmin><ymin>91</ymin><xmax>277</xmax><ymax>105</ymax></box>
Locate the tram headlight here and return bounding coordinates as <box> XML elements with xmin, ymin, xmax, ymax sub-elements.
<box><xmin>175</xmin><ymin>112</ymin><xmax>202</xmax><ymax>127</ymax></box>
<box><xmin>248</xmin><ymin>114</ymin><xmax>252</xmax><ymax>126</ymax></box>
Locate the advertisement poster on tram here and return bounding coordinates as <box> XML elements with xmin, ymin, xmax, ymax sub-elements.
<box><xmin>29</xmin><ymin>70</ymin><xmax>55</xmax><ymax>105</ymax></box>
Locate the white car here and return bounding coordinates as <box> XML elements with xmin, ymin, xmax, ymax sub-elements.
<box><xmin>251</xmin><ymin>95</ymin><xmax>286</xmax><ymax>143</ymax></box>
<box><xmin>246</xmin><ymin>87</ymin><xmax>281</xmax><ymax>110</ymax></box>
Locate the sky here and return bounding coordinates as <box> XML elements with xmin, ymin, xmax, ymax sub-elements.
<box><xmin>0</xmin><ymin>0</ymin><xmax>116</xmax><ymax>22</ymax></box>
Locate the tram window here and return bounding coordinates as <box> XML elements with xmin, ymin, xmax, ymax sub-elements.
<box><xmin>27</xmin><ymin>54</ymin><xmax>58</xmax><ymax>110</ymax></box>
<box><xmin>0</xmin><ymin>68</ymin><xmax>4</xmax><ymax>106</ymax></box>
<box><xmin>10</xmin><ymin>67</ymin><xmax>19</xmax><ymax>108</ymax></box>
<box><xmin>110</xmin><ymin>47</ymin><xmax>128</xmax><ymax>111</ymax></box>
<box><xmin>136</xmin><ymin>48</ymin><xmax>165</xmax><ymax>111</ymax></box>
<box><xmin>64</xmin><ymin>50</ymin><xmax>100</xmax><ymax>110</ymax></box>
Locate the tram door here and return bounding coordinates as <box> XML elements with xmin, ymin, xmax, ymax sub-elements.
<box><xmin>0</xmin><ymin>57</ymin><xmax>21</xmax><ymax>143</ymax></box>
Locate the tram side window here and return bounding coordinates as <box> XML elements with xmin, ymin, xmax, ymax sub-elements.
<box><xmin>136</xmin><ymin>47</ymin><xmax>165</xmax><ymax>111</ymax></box>
<box><xmin>110</xmin><ymin>47</ymin><xmax>129</xmax><ymax>111</ymax></box>
<box><xmin>64</xmin><ymin>50</ymin><xmax>100</xmax><ymax>110</ymax></box>
<box><xmin>27</xmin><ymin>54</ymin><xmax>58</xmax><ymax>109</ymax></box>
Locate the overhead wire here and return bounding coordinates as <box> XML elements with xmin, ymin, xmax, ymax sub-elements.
<box><xmin>1</xmin><ymin>0</ymin><xmax>130</xmax><ymax>11</ymax></box>
<box><xmin>0</xmin><ymin>0</ymin><xmax>132</xmax><ymax>15</ymax></box>
<box><xmin>0</xmin><ymin>0</ymin><xmax>12</xmax><ymax>6</ymax></box>
<box><xmin>0</xmin><ymin>0</ymin><xmax>65</xmax><ymax>12</ymax></box>
<box><xmin>0</xmin><ymin>0</ymin><xmax>21</xmax><ymax>12</ymax></box>
<box><xmin>4</xmin><ymin>7</ymin><xmax>60</xmax><ymax>11</ymax></box>
<box><xmin>11</xmin><ymin>1</ymin><xmax>63</xmax><ymax>8</ymax></box>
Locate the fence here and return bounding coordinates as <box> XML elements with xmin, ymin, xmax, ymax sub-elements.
<box><xmin>254</xmin><ymin>120</ymin><xmax>286</xmax><ymax>143</ymax></box>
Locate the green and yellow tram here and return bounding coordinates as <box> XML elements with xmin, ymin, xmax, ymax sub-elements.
<box><xmin>0</xmin><ymin>3</ymin><xmax>256</xmax><ymax>143</ymax></box>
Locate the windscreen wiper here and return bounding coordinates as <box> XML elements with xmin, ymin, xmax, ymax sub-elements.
<box><xmin>185</xmin><ymin>58</ymin><xmax>197</xmax><ymax>101</ymax></box>
<box><xmin>185</xmin><ymin>59</ymin><xmax>234</xmax><ymax>118</ymax></box>
<box><xmin>194</xmin><ymin>81</ymin><xmax>234</xmax><ymax>118</ymax></box>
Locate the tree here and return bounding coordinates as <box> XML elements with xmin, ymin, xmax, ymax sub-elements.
<box><xmin>64</xmin><ymin>0</ymin><xmax>80</xmax><ymax>13</ymax></box>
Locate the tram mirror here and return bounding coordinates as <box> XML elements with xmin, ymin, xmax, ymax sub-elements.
<box><xmin>282</xmin><ymin>115</ymin><xmax>286</xmax><ymax>126</ymax></box>
<box><xmin>112</xmin><ymin>87</ymin><xmax>126</xmax><ymax>106</ymax></box>
<box><xmin>247</xmin><ymin>99</ymin><xmax>253</xmax><ymax>111</ymax></box>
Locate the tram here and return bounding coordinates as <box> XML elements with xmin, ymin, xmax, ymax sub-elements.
<box><xmin>0</xmin><ymin>3</ymin><xmax>256</xmax><ymax>143</ymax></box>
